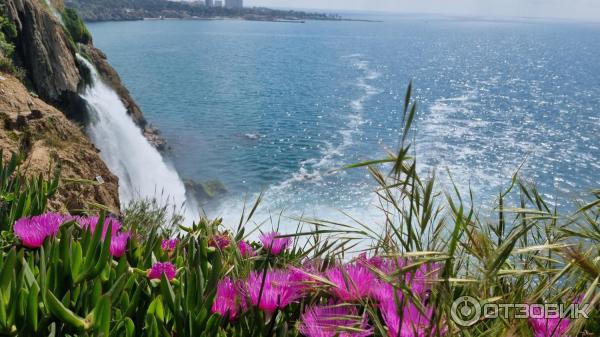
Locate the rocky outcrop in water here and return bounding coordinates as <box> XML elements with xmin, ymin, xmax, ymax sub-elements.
<box><xmin>0</xmin><ymin>74</ymin><xmax>120</xmax><ymax>213</ymax></box>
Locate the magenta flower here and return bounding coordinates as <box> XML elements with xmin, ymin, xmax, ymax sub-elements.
<box><xmin>211</xmin><ymin>277</ymin><xmax>246</xmax><ymax>320</ymax></box>
<box><xmin>78</xmin><ymin>215</ymin><xmax>121</xmax><ymax>239</ymax></box>
<box><xmin>380</xmin><ymin>298</ymin><xmax>445</xmax><ymax>337</ymax></box>
<box><xmin>110</xmin><ymin>232</ymin><xmax>131</xmax><ymax>257</ymax></box>
<box><xmin>238</xmin><ymin>241</ymin><xmax>255</xmax><ymax>257</ymax></box>
<box><xmin>13</xmin><ymin>213</ymin><xmax>65</xmax><ymax>248</ymax></box>
<box><xmin>325</xmin><ymin>263</ymin><xmax>377</xmax><ymax>301</ymax></box>
<box><xmin>289</xmin><ymin>267</ymin><xmax>317</xmax><ymax>293</ymax></box>
<box><xmin>148</xmin><ymin>262</ymin><xmax>177</xmax><ymax>281</ymax></box>
<box><xmin>364</xmin><ymin>257</ymin><xmax>440</xmax><ymax>297</ymax></box>
<box><xmin>299</xmin><ymin>304</ymin><xmax>372</xmax><ymax>337</ymax></box>
<box><xmin>246</xmin><ymin>269</ymin><xmax>302</xmax><ymax>314</ymax></box>
<box><xmin>527</xmin><ymin>305</ymin><xmax>570</xmax><ymax>337</ymax></box>
<box><xmin>259</xmin><ymin>232</ymin><xmax>291</xmax><ymax>255</ymax></box>
<box><xmin>161</xmin><ymin>239</ymin><xmax>178</xmax><ymax>252</ymax></box>
<box><xmin>209</xmin><ymin>234</ymin><xmax>231</xmax><ymax>250</ymax></box>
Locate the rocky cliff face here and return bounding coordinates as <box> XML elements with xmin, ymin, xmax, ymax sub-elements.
<box><xmin>4</xmin><ymin>0</ymin><xmax>81</xmax><ymax>104</ymax></box>
<box><xmin>0</xmin><ymin>0</ymin><xmax>168</xmax><ymax>212</ymax></box>
<box><xmin>3</xmin><ymin>0</ymin><xmax>163</xmax><ymax>146</ymax></box>
<box><xmin>0</xmin><ymin>74</ymin><xmax>120</xmax><ymax>213</ymax></box>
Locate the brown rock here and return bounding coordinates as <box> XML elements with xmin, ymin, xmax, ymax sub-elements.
<box><xmin>0</xmin><ymin>74</ymin><xmax>120</xmax><ymax>214</ymax></box>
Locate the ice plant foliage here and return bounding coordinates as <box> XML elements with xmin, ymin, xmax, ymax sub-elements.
<box><xmin>13</xmin><ymin>213</ymin><xmax>64</xmax><ymax>248</ymax></box>
<box><xmin>148</xmin><ymin>262</ymin><xmax>177</xmax><ymax>281</ymax></box>
<box><xmin>299</xmin><ymin>304</ymin><xmax>372</xmax><ymax>337</ymax></box>
<box><xmin>161</xmin><ymin>238</ymin><xmax>178</xmax><ymax>252</ymax></box>
<box><xmin>246</xmin><ymin>269</ymin><xmax>302</xmax><ymax>313</ymax></box>
<box><xmin>527</xmin><ymin>305</ymin><xmax>570</xmax><ymax>337</ymax></box>
<box><xmin>211</xmin><ymin>277</ymin><xmax>245</xmax><ymax>320</ymax></box>
<box><xmin>259</xmin><ymin>232</ymin><xmax>291</xmax><ymax>255</ymax></box>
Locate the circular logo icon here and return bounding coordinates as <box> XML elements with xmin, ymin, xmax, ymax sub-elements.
<box><xmin>451</xmin><ymin>296</ymin><xmax>481</xmax><ymax>327</ymax></box>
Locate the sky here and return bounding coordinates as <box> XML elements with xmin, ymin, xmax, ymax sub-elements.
<box><xmin>245</xmin><ymin>0</ymin><xmax>600</xmax><ymax>21</ymax></box>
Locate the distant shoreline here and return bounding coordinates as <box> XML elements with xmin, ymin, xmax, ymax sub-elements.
<box><xmin>88</xmin><ymin>16</ymin><xmax>383</xmax><ymax>24</ymax></box>
<box><xmin>66</xmin><ymin>0</ymin><xmax>383</xmax><ymax>24</ymax></box>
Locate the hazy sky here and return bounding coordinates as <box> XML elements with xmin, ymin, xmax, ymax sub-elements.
<box><xmin>245</xmin><ymin>0</ymin><xmax>600</xmax><ymax>21</ymax></box>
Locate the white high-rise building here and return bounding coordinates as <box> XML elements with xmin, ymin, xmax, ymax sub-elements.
<box><xmin>225</xmin><ymin>0</ymin><xmax>243</xmax><ymax>8</ymax></box>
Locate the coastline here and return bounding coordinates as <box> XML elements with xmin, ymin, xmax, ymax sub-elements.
<box><xmin>91</xmin><ymin>16</ymin><xmax>383</xmax><ymax>23</ymax></box>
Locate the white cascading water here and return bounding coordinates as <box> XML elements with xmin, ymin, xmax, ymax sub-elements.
<box><xmin>76</xmin><ymin>55</ymin><xmax>198</xmax><ymax>224</ymax></box>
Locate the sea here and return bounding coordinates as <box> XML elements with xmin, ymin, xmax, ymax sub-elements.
<box><xmin>87</xmin><ymin>13</ymin><xmax>600</xmax><ymax>232</ymax></box>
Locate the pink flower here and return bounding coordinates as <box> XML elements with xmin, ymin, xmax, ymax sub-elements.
<box><xmin>211</xmin><ymin>277</ymin><xmax>246</xmax><ymax>320</ymax></box>
<box><xmin>238</xmin><ymin>241</ymin><xmax>255</xmax><ymax>257</ymax></box>
<box><xmin>110</xmin><ymin>232</ymin><xmax>131</xmax><ymax>257</ymax></box>
<box><xmin>161</xmin><ymin>239</ymin><xmax>178</xmax><ymax>252</ymax></box>
<box><xmin>325</xmin><ymin>263</ymin><xmax>377</xmax><ymax>301</ymax></box>
<box><xmin>78</xmin><ymin>215</ymin><xmax>121</xmax><ymax>239</ymax></box>
<box><xmin>380</xmin><ymin>298</ymin><xmax>444</xmax><ymax>337</ymax></box>
<box><xmin>246</xmin><ymin>269</ymin><xmax>302</xmax><ymax>313</ymax></box>
<box><xmin>299</xmin><ymin>304</ymin><xmax>372</xmax><ymax>337</ymax></box>
<box><xmin>209</xmin><ymin>234</ymin><xmax>231</xmax><ymax>250</ymax></box>
<box><xmin>14</xmin><ymin>213</ymin><xmax>65</xmax><ymax>248</ymax></box>
<box><xmin>259</xmin><ymin>232</ymin><xmax>291</xmax><ymax>255</ymax></box>
<box><xmin>148</xmin><ymin>262</ymin><xmax>177</xmax><ymax>281</ymax></box>
<box><xmin>289</xmin><ymin>267</ymin><xmax>317</xmax><ymax>293</ymax></box>
<box><xmin>364</xmin><ymin>257</ymin><xmax>440</xmax><ymax>296</ymax></box>
<box><xmin>527</xmin><ymin>305</ymin><xmax>570</xmax><ymax>337</ymax></box>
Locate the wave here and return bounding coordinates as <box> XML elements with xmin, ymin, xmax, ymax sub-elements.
<box><xmin>277</xmin><ymin>56</ymin><xmax>382</xmax><ymax>187</ymax></box>
<box><xmin>207</xmin><ymin>56</ymin><xmax>385</xmax><ymax>236</ymax></box>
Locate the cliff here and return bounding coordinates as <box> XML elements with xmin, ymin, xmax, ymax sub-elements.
<box><xmin>0</xmin><ymin>0</ymin><xmax>164</xmax><ymax>212</ymax></box>
<box><xmin>3</xmin><ymin>0</ymin><xmax>163</xmax><ymax>146</ymax></box>
<box><xmin>0</xmin><ymin>74</ymin><xmax>120</xmax><ymax>213</ymax></box>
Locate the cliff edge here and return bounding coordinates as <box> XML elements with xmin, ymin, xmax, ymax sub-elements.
<box><xmin>0</xmin><ymin>74</ymin><xmax>120</xmax><ymax>213</ymax></box>
<box><xmin>3</xmin><ymin>0</ymin><xmax>163</xmax><ymax>147</ymax></box>
<box><xmin>0</xmin><ymin>0</ymin><xmax>165</xmax><ymax>212</ymax></box>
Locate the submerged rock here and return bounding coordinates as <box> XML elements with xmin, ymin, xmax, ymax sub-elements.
<box><xmin>185</xmin><ymin>179</ymin><xmax>227</xmax><ymax>202</ymax></box>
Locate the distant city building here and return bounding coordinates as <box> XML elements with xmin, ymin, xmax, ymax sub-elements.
<box><xmin>225</xmin><ymin>0</ymin><xmax>243</xmax><ymax>8</ymax></box>
<box><xmin>214</xmin><ymin>0</ymin><xmax>223</xmax><ymax>7</ymax></box>
<box><xmin>205</xmin><ymin>0</ymin><xmax>213</xmax><ymax>6</ymax></box>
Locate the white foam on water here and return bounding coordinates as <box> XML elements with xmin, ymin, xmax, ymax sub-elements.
<box><xmin>278</xmin><ymin>56</ymin><xmax>382</xmax><ymax>187</ymax></box>
<box><xmin>208</xmin><ymin>56</ymin><xmax>385</xmax><ymax>240</ymax></box>
<box><xmin>77</xmin><ymin>55</ymin><xmax>198</xmax><ymax>224</ymax></box>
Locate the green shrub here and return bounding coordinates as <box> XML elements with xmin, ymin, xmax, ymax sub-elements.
<box><xmin>61</xmin><ymin>8</ymin><xmax>91</xmax><ymax>44</ymax></box>
<box><xmin>0</xmin><ymin>151</ymin><xmax>60</xmax><ymax>232</ymax></box>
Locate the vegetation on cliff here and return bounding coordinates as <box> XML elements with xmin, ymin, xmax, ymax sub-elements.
<box><xmin>62</xmin><ymin>8</ymin><xmax>91</xmax><ymax>44</ymax></box>
<box><xmin>0</xmin><ymin>87</ymin><xmax>598</xmax><ymax>336</ymax></box>
<box><xmin>0</xmin><ymin>4</ymin><xmax>22</xmax><ymax>78</ymax></box>
<box><xmin>65</xmin><ymin>0</ymin><xmax>342</xmax><ymax>22</ymax></box>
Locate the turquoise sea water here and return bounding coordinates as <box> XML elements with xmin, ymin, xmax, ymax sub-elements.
<box><xmin>88</xmin><ymin>15</ymin><xmax>600</xmax><ymax>227</ymax></box>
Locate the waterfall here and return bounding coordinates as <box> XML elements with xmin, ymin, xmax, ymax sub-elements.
<box><xmin>76</xmin><ymin>55</ymin><xmax>198</xmax><ymax>224</ymax></box>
